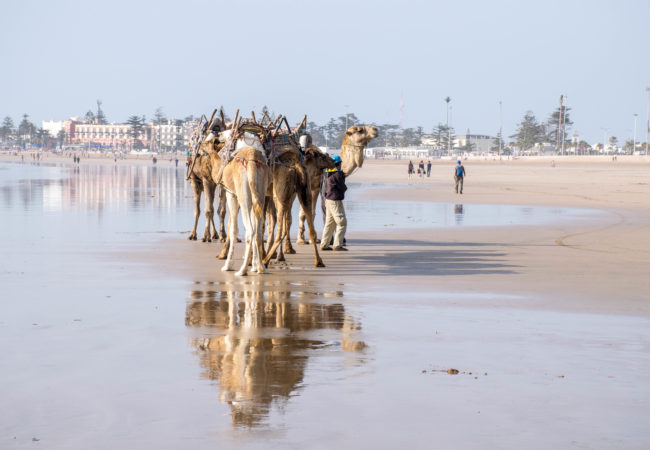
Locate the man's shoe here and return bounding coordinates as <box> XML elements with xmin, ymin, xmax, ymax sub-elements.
<box><xmin>321</xmin><ymin>246</ymin><xmax>333</xmax><ymax>251</ymax></box>
<box><xmin>333</xmin><ymin>246</ymin><xmax>348</xmax><ymax>251</ymax></box>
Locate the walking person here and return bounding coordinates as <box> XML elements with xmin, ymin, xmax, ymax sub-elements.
<box><xmin>408</xmin><ymin>160</ymin><xmax>414</xmax><ymax>180</ymax></box>
<box><xmin>418</xmin><ymin>160</ymin><xmax>425</xmax><ymax>178</ymax></box>
<box><xmin>320</xmin><ymin>155</ymin><xmax>348</xmax><ymax>252</ymax></box>
<box><xmin>426</xmin><ymin>160</ymin><xmax>432</xmax><ymax>177</ymax></box>
<box><xmin>454</xmin><ymin>159</ymin><xmax>466</xmax><ymax>194</ymax></box>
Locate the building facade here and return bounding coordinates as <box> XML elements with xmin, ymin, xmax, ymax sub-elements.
<box><xmin>453</xmin><ymin>134</ymin><xmax>496</xmax><ymax>154</ymax></box>
<box><xmin>71</xmin><ymin>122</ymin><xmax>153</xmax><ymax>150</ymax></box>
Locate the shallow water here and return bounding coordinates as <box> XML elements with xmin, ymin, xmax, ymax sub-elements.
<box><xmin>0</xmin><ymin>162</ymin><xmax>598</xmax><ymax>241</ymax></box>
<box><xmin>1</xmin><ymin>161</ymin><xmax>649</xmax><ymax>449</ymax></box>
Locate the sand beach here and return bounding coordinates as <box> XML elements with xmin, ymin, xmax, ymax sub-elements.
<box><xmin>1</xmin><ymin>153</ymin><xmax>649</xmax><ymax>449</ymax></box>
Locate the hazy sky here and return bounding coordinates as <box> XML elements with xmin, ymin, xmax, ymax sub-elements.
<box><xmin>1</xmin><ymin>0</ymin><xmax>648</xmax><ymax>144</ymax></box>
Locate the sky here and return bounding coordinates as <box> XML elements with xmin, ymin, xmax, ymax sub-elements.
<box><xmin>1</xmin><ymin>0</ymin><xmax>649</xmax><ymax>144</ymax></box>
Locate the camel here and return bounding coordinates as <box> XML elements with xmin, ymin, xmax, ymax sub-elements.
<box><xmin>295</xmin><ymin>145</ymin><xmax>335</xmax><ymax>245</ymax></box>
<box><xmin>262</xmin><ymin>138</ymin><xmax>324</xmax><ymax>268</ymax></box>
<box><xmin>251</xmin><ymin>117</ymin><xmax>326</xmax><ymax>268</ymax></box>
<box><xmin>187</xmin><ymin>149</ymin><xmax>227</xmax><ymax>242</ymax></box>
<box><xmin>295</xmin><ymin>125</ymin><xmax>378</xmax><ymax>244</ymax></box>
<box><xmin>218</xmin><ymin>128</ymin><xmax>271</xmax><ymax>276</ymax></box>
<box><xmin>187</xmin><ymin>112</ymin><xmax>229</xmax><ymax>242</ymax></box>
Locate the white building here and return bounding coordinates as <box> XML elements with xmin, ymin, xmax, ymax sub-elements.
<box><xmin>453</xmin><ymin>134</ymin><xmax>496</xmax><ymax>154</ymax></box>
<box><xmin>42</xmin><ymin>120</ymin><xmax>65</xmax><ymax>137</ymax></box>
<box><xmin>364</xmin><ymin>146</ymin><xmax>441</xmax><ymax>159</ymax></box>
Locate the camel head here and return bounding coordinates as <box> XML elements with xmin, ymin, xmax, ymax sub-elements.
<box><xmin>304</xmin><ymin>145</ymin><xmax>335</xmax><ymax>171</ymax></box>
<box><xmin>340</xmin><ymin>125</ymin><xmax>378</xmax><ymax>175</ymax></box>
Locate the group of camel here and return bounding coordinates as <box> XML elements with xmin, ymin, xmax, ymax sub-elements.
<box><xmin>186</xmin><ymin>108</ymin><xmax>377</xmax><ymax>276</ymax></box>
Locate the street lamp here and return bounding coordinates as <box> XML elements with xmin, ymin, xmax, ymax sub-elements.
<box><xmin>633</xmin><ymin>113</ymin><xmax>638</xmax><ymax>155</ymax></box>
<box><xmin>561</xmin><ymin>95</ymin><xmax>568</xmax><ymax>156</ymax></box>
<box><xmin>499</xmin><ymin>100</ymin><xmax>503</xmax><ymax>156</ymax></box>
<box><xmin>645</xmin><ymin>87</ymin><xmax>649</xmax><ymax>156</ymax></box>
<box><xmin>445</xmin><ymin>97</ymin><xmax>451</xmax><ymax>155</ymax></box>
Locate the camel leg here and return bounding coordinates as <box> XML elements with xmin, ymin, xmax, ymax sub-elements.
<box><xmin>218</xmin><ymin>198</ymin><xmax>239</xmax><ymax>259</ymax></box>
<box><xmin>297</xmin><ymin>188</ymin><xmax>325</xmax><ymax>268</ymax></box>
<box><xmin>202</xmin><ymin>182</ymin><xmax>215</xmax><ymax>242</ymax></box>
<box><xmin>296</xmin><ymin>205</ymin><xmax>307</xmax><ymax>245</ymax></box>
<box><xmin>237</xmin><ymin>234</ymin><xmax>252</xmax><ymax>276</ymax></box>
<box><xmin>217</xmin><ymin>186</ymin><xmax>227</xmax><ymax>242</ymax></box>
<box><xmin>189</xmin><ymin>179</ymin><xmax>202</xmax><ymax>240</ymax></box>
<box><xmin>221</xmin><ymin>194</ymin><xmax>239</xmax><ymax>271</ymax></box>
<box><xmin>208</xmin><ymin>183</ymin><xmax>219</xmax><ymax>241</ymax></box>
<box><xmin>255</xmin><ymin>216</ymin><xmax>268</xmax><ymax>274</ymax></box>
<box><xmin>264</xmin><ymin>198</ymin><xmax>277</xmax><ymax>260</ymax></box>
<box><xmin>297</xmin><ymin>189</ymin><xmax>321</xmax><ymax>244</ymax></box>
<box><xmin>263</xmin><ymin>203</ymin><xmax>287</xmax><ymax>266</ymax></box>
<box><xmin>251</xmin><ymin>207</ymin><xmax>268</xmax><ymax>274</ymax></box>
<box><xmin>283</xmin><ymin>196</ymin><xmax>296</xmax><ymax>255</ymax></box>
<box><xmin>236</xmin><ymin>200</ymin><xmax>253</xmax><ymax>277</ymax></box>
<box><xmin>217</xmin><ymin>235</ymin><xmax>230</xmax><ymax>260</ymax></box>
<box><xmin>275</xmin><ymin>203</ymin><xmax>288</xmax><ymax>262</ymax></box>
<box><xmin>311</xmin><ymin>189</ymin><xmax>321</xmax><ymax>244</ymax></box>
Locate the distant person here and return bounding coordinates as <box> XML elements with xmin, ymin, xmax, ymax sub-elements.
<box><xmin>175</xmin><ymin>157</ymin><xmax>179</xmax><ymax>167</ymax></box>
<box><xmin>454</xmin><ymin>159</ymin><xmax>466</xmax><ymax>194</ymax></box>
<box><xmin>426</xmin><ymin>160</ymin><xmax>432</xmax><ymax>177</ymax></box>
<box><xmin>551</xmin><ymin>160</ymin><xmax>555</xmax><ymax>168</ymax></box>
<box><xmin>418</xmin><ymin>160</ymin><xmax>425</xmax><ymax>177</ymax></box>
<box><xmin>408</xmin><ymin>160</ymin><xmax>414</xmax><ymax>180</ymax></box>
<box><xmin>320</xmin><ymin>155</ymin><xmax>348</xmax><ymax>251</ymax></box>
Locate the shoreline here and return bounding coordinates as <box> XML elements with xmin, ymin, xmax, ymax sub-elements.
<box><xmin>2</xmin><ymin>154</ymin><xmax>649</xmax><ymax>317</ymax></box>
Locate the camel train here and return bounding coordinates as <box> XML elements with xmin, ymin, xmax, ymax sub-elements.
<box><xmin>186</xmin><ymin>108</ymin><xmax>377</xmax><ymax>275</ymax></box>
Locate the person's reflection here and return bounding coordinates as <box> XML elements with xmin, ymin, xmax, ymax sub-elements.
<box><xmin>185</xmin><ymin>280</ymin><xmax>365</xmax><ymax>428</ymax></box>
<box><xmin>454</xmin><ymin>204</ymin><xmax>464</xmax><ymax>225</ymax></box>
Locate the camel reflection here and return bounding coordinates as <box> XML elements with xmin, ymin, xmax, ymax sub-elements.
<box><xmin>186</xmin><ymin>280</ymin><xmax>366</xmax><ymax>428</ymax></box>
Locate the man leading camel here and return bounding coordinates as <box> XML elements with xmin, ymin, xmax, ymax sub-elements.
<box><xmin>320</xmin><ymin>155</ymin><xmax>348</xmax><ymax>252</ymax></box>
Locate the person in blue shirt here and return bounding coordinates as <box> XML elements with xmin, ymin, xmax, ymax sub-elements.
<box><xmin>454</xmin><ymin>160</ymin><xmax>466</xmax><ymax>194</ymax></box>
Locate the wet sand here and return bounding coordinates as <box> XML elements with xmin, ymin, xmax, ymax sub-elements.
<box><xmin>1</xmin><ymin>154</ymin><xmax>650</xmax><ymax>449</ymax></box>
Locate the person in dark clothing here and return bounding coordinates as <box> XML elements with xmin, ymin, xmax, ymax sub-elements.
<box><xmin>426</xmin><ymin>160</ymin><xmax>432</xmax><ymax>177</ymax></box>
<box><xmin>418</xmin><ymin>160</ymin><xmax>425</xmax><ymax>177</ymax></box>
<box><xmin>454</xmin><ymin>160</ymin><xmax>466</xmax><ymax>194</ymax></box>
<box><xmin>320</xmin><ymin>155</ymin><xmax>348</xmax><ymax>251</ymax></box>
<box><xmin>408</xmin><ymin>160</ymin><xmax>414</xmax><ymax>180</ymax></box>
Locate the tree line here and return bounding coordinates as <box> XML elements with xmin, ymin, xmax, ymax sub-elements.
<box><xmin>509</xmin><ymin>106</ymin><xmax>574</xmax><ymax>151</ymax></box>
<box><xmin>9</xmin><ymin>100</ymin><xmax>641</xmax><ymax>154</ymax></box>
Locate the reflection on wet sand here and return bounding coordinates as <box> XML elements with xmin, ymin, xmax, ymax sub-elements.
<box><xmin>185</xmin><ymin>280</ymin><xmax>366</xmax><ymax>428</ymax></box>
<box><xmin>454</xmin><ymin>204</ymin><xmax>464</xmax><ymax>225</ymax></box>
<box><xmin>0</xmin><ymin>163</ymin><xmax>188</xmax><ymax>214</ymax></box>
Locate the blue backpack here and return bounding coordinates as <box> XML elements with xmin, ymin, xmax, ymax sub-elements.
<box><xmin>456</xmin><ymin>165</ymin><xmax>463</xmax><ymax>176</ymax></box>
